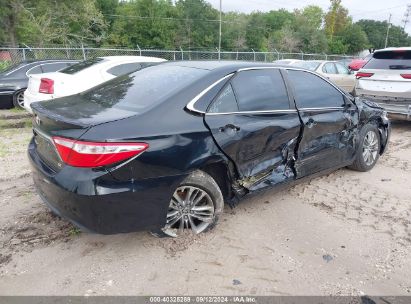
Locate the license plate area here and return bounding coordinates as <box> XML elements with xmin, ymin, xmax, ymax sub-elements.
<box><xmin>33</xmin><ymin>129</ymin><xmax>63</xmax><ymax>172</ymax></box>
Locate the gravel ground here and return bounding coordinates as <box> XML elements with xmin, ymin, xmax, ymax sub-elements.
<box><xmin>0</xmin><ymin>110</ymin><xmax>410</xmax><ymax>296</ymax></box>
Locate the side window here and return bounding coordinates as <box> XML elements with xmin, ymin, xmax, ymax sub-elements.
<box><xmin>107</xmin><ymin>63</ymin><xmax>142</xmax><ymax>77</ymax></box>
<box><xmin>231</xmin><ymin>69</ymin><xmax>289</xmax><ymax>111</ymax></box>
<box><xmin>40</xmin><ymin>63</ymin><xmax>71</xmax><ymax>73</ymax></box>
<box><xmin>287</xmin><ymin>70</ymin><xmax>344</xmax><ymax>108</ymax></box>
<box><xmin>26</xmin><ymin>66</ymin><xmax>42</xmax><ymax>75</ymax></box>
<box><xmin>335</xmin><ymin>63</ymin><xmax>349</xmax><ymax>75</ymax></box>
<box><xmin>322</xmin><ymin>63</ymin><xmax>337</xmax><ymax>74</ymax></box>
<box><xmin>208</xmin><ymin>84</ymin><xmax>238</xmax><ymax>113</ymax></box>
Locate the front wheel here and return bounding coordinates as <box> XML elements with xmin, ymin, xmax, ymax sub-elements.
<box><xmin>348</xmin><ymin>123</ymin><xmax>381</xmax><ymax>172</ymax></box>
<box><xmin>161</xmin><ymin>170</ymin><xmax>224</xmax><ymax>237</ymax></box>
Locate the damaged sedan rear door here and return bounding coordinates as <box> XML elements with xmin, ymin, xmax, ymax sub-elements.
<box><xmin>204</xmin><ymin>68</ymin><xmax>301</xmax><ymax>191</ymax></box>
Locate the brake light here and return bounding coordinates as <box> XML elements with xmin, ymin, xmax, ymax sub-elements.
<box><xmin>52</xmin><ymin>137</ymin><xmax>149</xmax><ymax>168</ymax></box>
<box><xmin>356</xmin><ymin>72</ymin><xmax>374</xmax><ymax>79</ymax></box>
<box><xmin>400</xmin><ymin>74</ymin><xmax>411</xmax><ymax>79</ymax></box>
<box><xmin>39</xmin><ymin>78</ymin><xmax>54</xmax><ymax>94</ymax></box>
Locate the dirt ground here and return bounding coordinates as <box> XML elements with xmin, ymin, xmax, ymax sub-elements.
<box><xmin>0</xmin><ymin>110</ymin><xmax>410</xmax><ymax>296</ymax></box>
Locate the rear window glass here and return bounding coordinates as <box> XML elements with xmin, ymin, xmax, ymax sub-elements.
<box><xmin>83</xmin><ymin>65</ymin><xmax>208</xmax><ymax>113</ymax></box>
<box><xmin>60</xmin><ymin>58</ymin><xmax>104</xmax><ymax>74</ymax></box>
<box><xmin>364</xmin><ymin>51</ymin><xmax>411</xmax><ymax>70</ymax></box>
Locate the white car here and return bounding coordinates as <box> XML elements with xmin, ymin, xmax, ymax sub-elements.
<box><xmin>355</xmin><ymin>47</ymin><xmax>411</xmax><ymax>120</ymax></box>
<box><xmin>24</xmin><ymin>56</ymin><xmax>166</xmax><ymax>113</ymax></box>
<box><xmin>290</xmin><ymin>60</ymin><xmax>356</xmax><ymax>93</ymax></box>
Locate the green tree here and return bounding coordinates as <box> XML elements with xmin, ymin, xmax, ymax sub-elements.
<box><xmin>324</xmin><ymin>0</ymin><xmax>351</xmax><ymax>39</ymax></box>
<box><xmin>340</xmin><ymin>23</ymin><xmax>369</xmax><ymax>54</ymax></box>
<box><xmin>0</xmin><ymin>0</ymin><xmax>107</xmax><ymax>47</ymax></box>
<box><xmin>109</xmin><ymin>0</ymin><xmax>178</xmax><ymax>48</ymax></box>
<box><xmin>293</xmin><ymin>6</ymin><xmax>327</xmax><ymax>53</ymax></box>
<box><xmin>356</xmin><ymin>19</ymin><xmax>411</xmax><ymax>49</ymax></box>
<box><xmin>175</xmin><ymin>0</ymin><xmax>219</xmax><ymax>49</ymax></box>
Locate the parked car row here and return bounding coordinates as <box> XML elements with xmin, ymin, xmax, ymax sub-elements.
<box><xmin>27</xmin><ymin>59</ymin><xmax>390</xmax><ymax>237</ymax></box>
<box><xmin>0</xmin><ymin>60</ymin><xmax>78</xmax><ymax>109</ymax></box>
<box><xmin>276</xmin><ymin>47</ymin><xmax>411</xmax><ymax>120</ymax></box>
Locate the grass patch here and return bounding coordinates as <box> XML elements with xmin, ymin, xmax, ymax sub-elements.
<box><xmin>69</xmin><ymin>227</ymin><xmax>82</xmax><ymax>236</ymax></box>
<box><xmin>0</xmin><ymin>117</ymin><xmax>32</xmax><ymax>130</ymax></box>
<box><xmin>10</xmin><ymin>107</ymin><xmax>25</xmax><ymax>113</ymax></box>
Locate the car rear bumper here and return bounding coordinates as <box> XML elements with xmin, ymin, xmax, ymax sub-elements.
<box><xmin>357</xmin><ymin>94</ymin><xmax>411</xmax><ymax>120</ymax></box>
<box><xmin>28</xmin><ymin>138</ymin><xmax>186</xmax><ymax>234</ymax></box>
<box><xmin>24</xmin><ymin>90</ymin><xmax>53</xmax><ymax>113</ymax></box>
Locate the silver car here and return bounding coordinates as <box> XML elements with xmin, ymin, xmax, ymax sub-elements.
<box><xmin>290</xmin><ymin>60</ymin><xmax>356</xmax><ymax>93</ymax></box>
<box><xmin>355</xmin><ymin>47</ymin><xmax>411</xmax><ymax>120</ymax></box>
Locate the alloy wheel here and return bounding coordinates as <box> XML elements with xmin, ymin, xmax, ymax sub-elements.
<box><xmin>16</xmin><ymin>91</ymin><xmax>25</xmax><ymax>108</ymax></box>
<box><xmin>362</xmin><ymin>130</ymin><xmax>379</xmax><ymax>166</ymax></box>
<box><xmin>162</xmin><ymin>185</ymin><xmax>215</xmax><ymax>237</ymax></box>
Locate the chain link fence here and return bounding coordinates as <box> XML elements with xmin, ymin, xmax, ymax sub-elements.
<box><xmin>0</xmin><ymin>46</ymin><xmax>356</xmax><ymax>66</ymax></box>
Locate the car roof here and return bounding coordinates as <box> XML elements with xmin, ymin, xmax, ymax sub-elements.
<box><xmin>161</xmin><ymin>60</ymin><xmax>290</xmax><ymax>73</ymax></box>
<box><xmin>374</xmin><ymin>47</ymin><xmax>411</xmax><ymax>53</ymax></box>
<box><xmin>99</xmin><ymin>56</ymin><xmax>166</xmax><ymax>62</ymax></box>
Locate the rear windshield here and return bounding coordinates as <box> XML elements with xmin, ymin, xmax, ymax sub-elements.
<box><xmin>291</xmin><ymin>61</ymin><xmax>321</xmax><ymax>71</ymax></box>
<box><xmin>364</xmin><ymin>50</ymin><xmax>411</xmax><ymax>70</ymax></box>
<box><xmin>60</xmin><ymin>57</ymin><xmax>104</xmax><ymax>74</ymax></box>
<box><xmin>81</xmin><ymin>65</ymin><xmax>208</xmax><ymax>113</ymax></box>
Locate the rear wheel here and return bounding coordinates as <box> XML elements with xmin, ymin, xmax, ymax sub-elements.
<box><xmin>13</xmin><ymin>90</ymin><xmax>25</xmax><ymax>109</ymax></box>
<box><xmin>161</xmin><ymin>170</ymin><xmax>224</xmax><ymax>237</ymax></box>
<box><xmin>349</xmin><ymin>123</ymin><xmax>380</xmax><ymax>172</ymax></box>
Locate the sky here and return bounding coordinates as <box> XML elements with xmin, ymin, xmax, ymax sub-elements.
<box><xmin>206</xmin><ymin>0</ymin><xmax>411</xmax><ymax>34</ymax></box>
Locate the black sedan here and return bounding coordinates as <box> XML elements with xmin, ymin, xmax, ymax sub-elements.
<box><xmin>0</xmin><ymin>60</ymin><xmax>78</xmax><ymax>109</ymax></box>
<box><xmin>28</xmin><ymin>61</ymin><xmax>390</xmax><ymax>237</ymax></box>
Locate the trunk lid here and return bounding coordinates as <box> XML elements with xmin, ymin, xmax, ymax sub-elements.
<box><xmin>357</xmin><ymin>68</ymin><xmax>411</xmax><ymax>95</ymax></box>
<box><xmin>27</xmin><ymin>72</ymin><xmax>74</xmax><ymax>97</ymax></box>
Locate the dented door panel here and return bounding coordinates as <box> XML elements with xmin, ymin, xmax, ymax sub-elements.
<box><xmin>205</xmin><ymin>111</ymin><xmax>301</xmax><ymax>189</ymax></box>
<box><xmin>295</xmin><ymin>108</ymin><xmax>355</xmax><ymax>177</ymax></box>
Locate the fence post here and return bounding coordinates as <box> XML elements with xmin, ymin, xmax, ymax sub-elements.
<box><xmin>136</xmin><ymin>44</ymin><xmax>142</xmax><ymax>56</ymax></box>
<box><xmin>173</xmin><ymin>51</ymin><xmax>176</xmax><ymax>60</ymax></box>
<box><xmin>251</xmin><ymin>49</ymin><xmax>256</xmax><ymax>61</ymax></box>
<box><xmin>323</xmin><ymin>53</ymin><xmax>328</xmax><ymax>60</ymax></box>
<box><xmin>264</xmin><ymin>53</ymin><xmax>267</xmax><ymax>62</ymax></box>
<box><xmin>274</xmin><ymin>49</ymin><xmax>279</xmax><ymax>60</ymax></box>
<box><xmin>180</xmin><ymin>47</ymin><xmax>184</xmax><ymax>60</ymax></box>
<box><xmin>301</xmin><ymin>51</ymin><xmax>304</xmax><ymax>60</ymax></box>
<box><xmin>81</xmin><ymin>43</ymin><xmax>86</xmax><ymax>60</ymax></box>
<box><xmin>22</xmin><ymin>48</ymin><xmax>26</xmax><ymax>61</ymax></box>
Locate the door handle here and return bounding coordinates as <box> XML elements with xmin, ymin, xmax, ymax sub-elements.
<box><xmin>219</xmin><ymin>124</ymin><xmax>240</xmax><ymax>132</ymax></box>
<box><xmin>306</xmin><ymin>118</ymin><xmax>316</xmax><ymax>128</ymax></box>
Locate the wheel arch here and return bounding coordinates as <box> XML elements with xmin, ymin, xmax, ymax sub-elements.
<box><xmin>199</xmin><ymin>158</ymin><xmax>235</xmax><ymax>202</ymax></box>
<box><xmin>365</xmin><ymin>116</ymin><xmax>389</xmax><ymax>155</ymax></box>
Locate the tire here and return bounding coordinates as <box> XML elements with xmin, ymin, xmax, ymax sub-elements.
<box><xmin>348</xmin><ymin>123</ymin><xmax>381</xmax><ymax>172</ymax></box>
<box><xmin>160</xmin><ymin>170</ymin><xmax>224</xmax><ymax>237</ymax></box>
<box><xmin>12</xmin><ymin>90</ymin><xmax>25</xmax><ymax>109</ymax></box>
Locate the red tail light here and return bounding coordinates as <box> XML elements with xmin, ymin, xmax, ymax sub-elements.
<box><xmin>400</xmin><ymin>74</ymin><xmax>411</xmax><ymax>79</ymax></box>
<box><xmin>39</xmin><ymin>78</ymin><xmax>54</xmax><ymax>94</ymax></box>
<box><xmin>52</xmin><ymin>137</ymin><xmax>149</xmax><ymax>168</ymax></box>
<box><xmin>356</xmin><ymin>72</ymin><xmax>374</xmax><ymax>79</ymax></box>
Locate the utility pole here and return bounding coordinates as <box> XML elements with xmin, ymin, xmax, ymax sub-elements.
<box><xmin>403</xmin><ymin>4</ymin><xmax>411</xmax><ymax>30</ymax></box>
<box><xmin>218</xmin><ymin>0</ymin><xmax>222</xmax><ymax>60</ymax></box>
<box><xmin>385</xmin><ymin>13</ymin><xmax>392</xmax><ymax>48</ymax></box>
